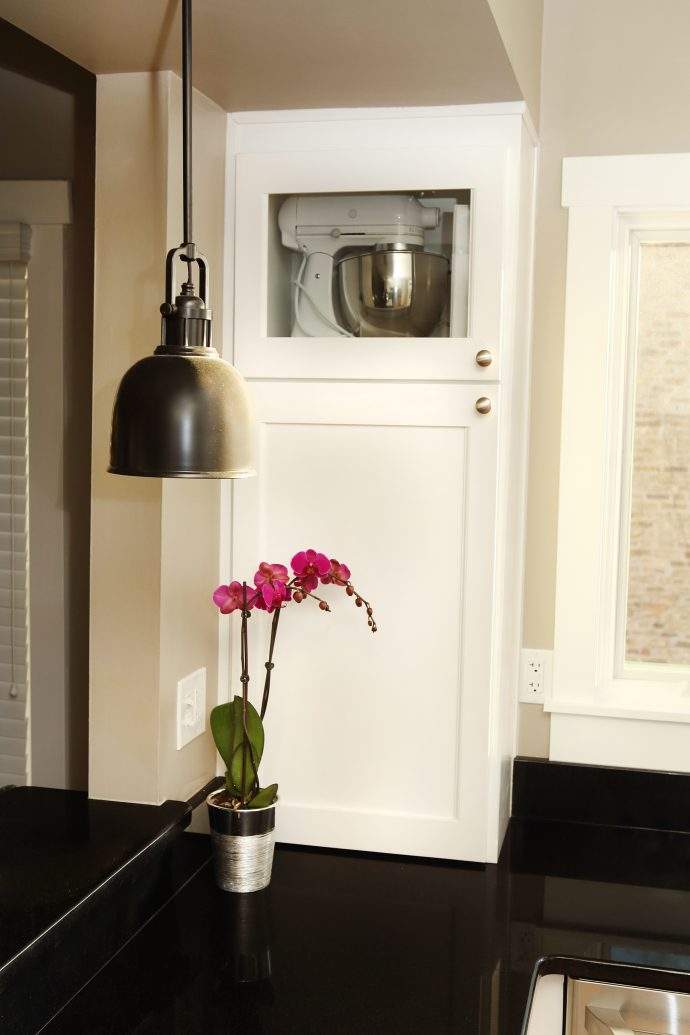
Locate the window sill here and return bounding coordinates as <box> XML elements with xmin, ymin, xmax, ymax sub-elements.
<box><xmin>546</xmin><ymin>697</ymin><xmax>690</xmax><ymax>725</ymax></box>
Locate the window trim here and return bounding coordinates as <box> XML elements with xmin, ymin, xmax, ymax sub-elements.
<box><xmin>0</xmin><ymin>181</ymin><xmax>71</xmax><ymax>787</ymax></box>
<box><xmin>550</xmin><ymin>156</ymin><xmax>690</xmax><ymax>765</ymax></box>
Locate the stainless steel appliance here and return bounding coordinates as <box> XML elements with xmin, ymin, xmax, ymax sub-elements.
<box><xmin>570</xmin><ymin>979</ymin><xmax>690</xmax><ymax>1034</ymax></box>
<box><xmin>278</xmin><ymin>193</ymin><xmax>451</xmax><ymax>338</ymax></box>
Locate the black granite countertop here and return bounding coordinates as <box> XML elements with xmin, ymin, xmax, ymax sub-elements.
<box><xmin>0</xmin><ymin>786</ymin><xmax>188</xmax><ymax>977</ymax></box>
<box><xmin>0</xmin><ymin>784</ymin><xmax>218</xmax><ymax>1035</ymax></box>
<box><xmin>38</xmin><ymin>815</ymin><xmax>690</xmax><ymax>1035</ymax></box>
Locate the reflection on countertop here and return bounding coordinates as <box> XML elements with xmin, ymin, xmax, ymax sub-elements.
<box><xmin>41</xmin><ymin>813</ymin><xmax>690</xmax><ymax>1035</ymax></box>
<box><xmin>0</xmin><ymin>786</ymin><xmax>189</xmax><ymax>975</ymax></box>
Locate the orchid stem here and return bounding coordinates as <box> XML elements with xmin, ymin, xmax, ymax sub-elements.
<box><xmin>239</xmin><ymin>582</ymin><xmax>259</xmax><ymax>804</ymax></box>
<box><xmin>260</xmin><ymin>608</ymin><xmax>281</xmax><ymax>720</ymax></box>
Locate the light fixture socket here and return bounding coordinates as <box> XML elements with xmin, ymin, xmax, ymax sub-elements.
<box><xmin>157</xmin><ymin>245</ymin><xmax>213</xmax><ymax>354</ymax></box>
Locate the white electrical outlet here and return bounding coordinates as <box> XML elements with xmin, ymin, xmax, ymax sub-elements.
<box><xmin>176</xmin><ymin>667</ymin><xmax>206</xmax><ymax>749</ymax></box>
<box><xmin>518</xmin><ymin>649</ymin><xmax>552</xmax><ymax>705</ymax></box>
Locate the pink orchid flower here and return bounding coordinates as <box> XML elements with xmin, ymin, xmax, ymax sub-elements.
<box><xmin>291</xmin><ymin>549</ymin><xmax>331</xmax><ymax>592</ymax></box>
<box><xmin>254</xmin><ymin>582</ymin><xmax>288</xmax><ymax>613</ymax></box>
<box><xmin>212</xmin><ymin>581</ymin><xmax>256</xmax><ymax>614</ymax></box>
<box><xmin>254</xmin><ymin>562</ymin><xmax>290</xmax><ymax>610</ymax></box>
<box><xmin>322</xmin><ymin>559</ymin><xmax>351</xmax><ymax>586</ymax></box>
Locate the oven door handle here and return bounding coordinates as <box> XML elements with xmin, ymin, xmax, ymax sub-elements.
<box><xmin>585</xmin><ymin>1005</ymin><xmax>637</xmax><ymax>1035</ymax></box>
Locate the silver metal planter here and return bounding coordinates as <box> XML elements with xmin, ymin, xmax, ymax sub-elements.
<box><xmin>207</xmin><ymin>790</ymin><xmax>277</xmax><ymax>893</ymax></box>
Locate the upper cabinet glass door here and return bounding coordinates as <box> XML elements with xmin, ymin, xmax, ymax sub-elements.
<box><xmin>266</xmin><ymin>190</ymin><xmax>469</xmax><ymax>341</ymax></box>
<box><xmin>232</xmin><ymin>145</ymin><xmax>508</xmax><ymax>381</ymax></box>
<box><xmin>619</xmin><ymin>232</ymin><xmax>690</xmax><ymax>675</ymax></box>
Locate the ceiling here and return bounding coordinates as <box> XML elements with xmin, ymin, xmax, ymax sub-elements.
<box><xmin>0</xmin><ymin>0</ymin><xmax>521</xmax><ymax>113</ymax></box>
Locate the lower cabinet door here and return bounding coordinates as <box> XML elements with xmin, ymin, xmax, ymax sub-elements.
<box><xmin>232</xmin><ymin>380</ymin><xmax>499</xmax><ymax>861</ymax></box>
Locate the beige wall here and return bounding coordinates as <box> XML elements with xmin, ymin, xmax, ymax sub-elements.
<box><xmin>158</xmin><ymin>81</ymin><xmax>227</xmax><ymax>804</ymax></box>
<box><xmin>86</xmin><ymin>2</ymin><xmax>690</xmax><ymax>776</ymax></box>
<box><xmin>487</xmin><ymin>0</ymin><xmax>543</xmax><ymax>125</ymax></box>
<box><xmin>89</xmin><ymin>72</ymin><xmax>226</xmax><ymax>804</ymax></box>
<box><xmin>519</xmin><ymin>0</ymin><xmax>690</xmax><ymax>756</ymax></box>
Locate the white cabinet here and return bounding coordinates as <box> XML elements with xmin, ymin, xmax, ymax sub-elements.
<box><xmin>224</xmin><ymin>103</ymin><xmax>537</xmax><ymax>862</ymax></box>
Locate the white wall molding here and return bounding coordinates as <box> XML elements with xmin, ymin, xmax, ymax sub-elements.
<box><xmin>563</xmin><ymin>153</ymin><xmax>690</xmax><ymax>208</ymax></box>
<box><xmin>0</xmin><ymin>181</ymin><xmax>71</xmax><ymax>226</ymax></box>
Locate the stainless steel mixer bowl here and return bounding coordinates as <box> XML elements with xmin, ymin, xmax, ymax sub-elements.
<box><xmin>336</xmin><ymin>244</ymin><xmax>450</xmax><ymax>337</ymax></box>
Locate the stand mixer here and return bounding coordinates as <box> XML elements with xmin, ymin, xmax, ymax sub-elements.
<box><xmin>278</xmin><ymin>194</ymin><xmax>450</xmax><ymax>338</ymax></box>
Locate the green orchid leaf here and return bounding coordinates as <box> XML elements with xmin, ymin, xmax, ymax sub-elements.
<box><xmin>210</xmin><ymin>702</ymin><xmax>235</xmax><ymax>771</ymax></box>
<box><xmin>232</xmin><ymin>695</ymin><xmax>264</xmax><ymax>766</ymax></box>
<box><xmin>230</xmin><ymin>740</ymin><xmax>258</xmax><ymax>796</ymax></box>
<box><xmin>247</xmin><ymin>783</ymin><xmax>278</xmax><ymax>809</ymax></box>
<box><xmin>211</xmin><ymin>696</ymin><xmax>264</xmax><ymax>764</ymax></box>
<box><xmin>211</xmin><ymin>696</ymin><xmax>266</xmax><ymax>798</ymax></box>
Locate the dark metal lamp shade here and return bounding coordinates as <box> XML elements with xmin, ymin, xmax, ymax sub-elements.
<box><xmin>109</xmin><ymin>351</ymin><xmax>255</xmax><ymax>478</ymax></box>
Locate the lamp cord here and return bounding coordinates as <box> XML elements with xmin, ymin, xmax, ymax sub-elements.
<box><xmin>182</xmin><ymin>0</ymin><xmax>194</xmax><ymax>286</ymax></box>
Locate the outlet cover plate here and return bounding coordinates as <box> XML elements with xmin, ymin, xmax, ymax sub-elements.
<box><xmin>176</xmin><ymin>667</ymin><xmax>206</xmax><ymax>750</ymax></box>
<box><xmin>519</xmin><ymin>649</ymin><xmax>552</xmax><ymax>705</ymax></box>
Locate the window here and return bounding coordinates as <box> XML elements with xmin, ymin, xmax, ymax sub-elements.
<box><xmin>0</xmin><ymin>186</ymin><xmax>71</xmax><ymax>788</ymax></box>
<box><xmin>621</xmin><ymin>236</ymin><xmax>690</xmax><ymax>673</ymax></box>
<box><xmin>551</xmin><ymin>155</ymin><xmax>690</xmax><ymax>770</ymax></box>
<box><xmin>0</xmin><ymin>225</ymin><xmax>30</xmax><ymax>787</ymax></box>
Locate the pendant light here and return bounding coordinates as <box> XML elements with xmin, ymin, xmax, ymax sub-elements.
<box><xmin>109</xmin><ymin>0</ymin><xmax>255</xmax><ymax>478</ymax></box>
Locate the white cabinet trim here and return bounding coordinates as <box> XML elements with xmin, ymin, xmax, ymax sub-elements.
<box><xmin>231</xmin><ymin>101</ymin><xmax>529</xmax><ymax>125</ymax></box>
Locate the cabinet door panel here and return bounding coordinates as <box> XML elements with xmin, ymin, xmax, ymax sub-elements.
<box><xmin>233</xmin><ymin>146</ymin><xmax>506</xmax><ymax>381</ymax></box>
<box><xmin>232</xmin><ymin>382</ymin><xmax>498</xmax><ymax>860</ymax></box>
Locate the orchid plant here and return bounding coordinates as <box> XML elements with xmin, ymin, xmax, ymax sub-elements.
<box><xmin>211</xmin><ymin>549</ymin><xmax>376</xmax><ymax>810</ymax></box>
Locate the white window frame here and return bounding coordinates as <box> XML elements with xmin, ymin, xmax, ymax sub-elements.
<box><xmin>549</xmin><ymin>154</ymin><xmax>690</xmax><ymax>771</ymax></box>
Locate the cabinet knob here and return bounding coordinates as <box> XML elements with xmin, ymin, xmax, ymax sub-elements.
<box><xmin>475</xmin><ymin>349</ymin><xmax>493</xmax><ymax>367</ymax></box>
<box><xmin>475</xmin><ymin>397</ymin><xmax>492</xmax><ymax>415</ymax></box>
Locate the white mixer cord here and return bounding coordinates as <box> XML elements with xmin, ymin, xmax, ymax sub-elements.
<box><xmin>292</xmin><ymin>253</ymin><xmax>354</xmax><ymax>337</ymax></box>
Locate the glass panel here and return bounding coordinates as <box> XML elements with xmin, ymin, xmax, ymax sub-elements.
<box><xmin>266</xmin><ymin>190</ymin><xmax>470</xmax><ymax>339</ymax></box>
<box><xmin>625</xmin><ymin>242</ymin><xmax>690</xmax><ymax>666</ymax></box>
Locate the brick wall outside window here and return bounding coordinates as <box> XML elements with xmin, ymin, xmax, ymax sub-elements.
<box><xmin>626</xmin><ymin>243</ymin><xmax>690</xmax><ymax>666</ymax></box>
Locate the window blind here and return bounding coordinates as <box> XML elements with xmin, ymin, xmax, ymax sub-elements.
<box><xmin>0</xmin><ymin>223</ymin><xmax>30</xmax><ymax>787</ymax></box>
